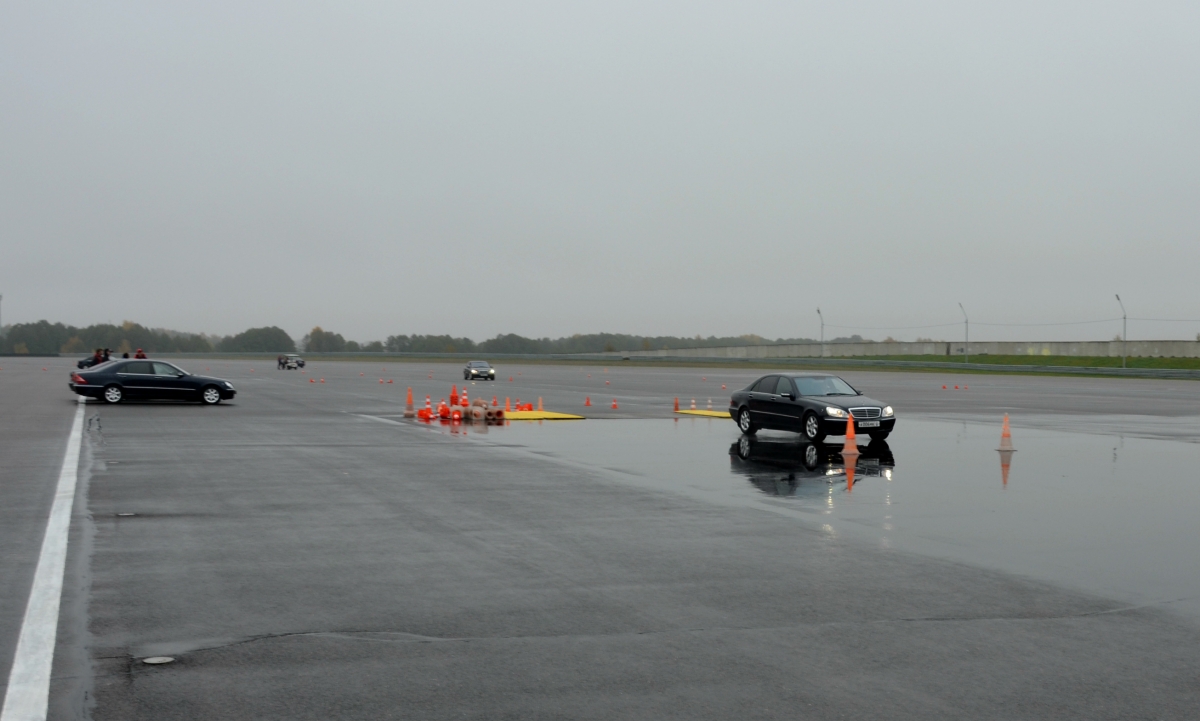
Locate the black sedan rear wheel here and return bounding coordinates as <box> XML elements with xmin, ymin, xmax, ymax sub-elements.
<box><xmin>737</xmin><ymin>408</ymin><xmax>757</xmax><ymax>435</ymax></box>
<box><xmin>102</xmin><ymin>385</ymin><xmax>123</xmax><ymax>404</ymax></box>
<box><xmin>803</xmin><ymin>412</ymin><xmax>826</xmax><ymax>442</ymax></box>
<box><xmin>201</xmin><ymin>386</ymin><xmax>222</xmax><ymax>405</ymax></box>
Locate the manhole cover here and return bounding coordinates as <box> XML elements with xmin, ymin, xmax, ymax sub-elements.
<box><xmin>142</xmin><ymin>657</ymin><xmax>174</xmax><ymax>664</ymax></box>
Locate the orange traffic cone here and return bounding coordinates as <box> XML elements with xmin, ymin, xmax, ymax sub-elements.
<box><xmin>320</xmin><ymin>378</ymin><xmax>325</xmax><ymax>383</ymax></box>
<box><xmin>461</xmin><ymin>389</ymin><xmax>468</xmax><ymax>406</ymax></box>
<box><xmin>721</xmin><ymin>384</ymin><xmax>726</xmax><ymax>390</ymax></box>
<box><xmin>605</xmin><ymin>380</ymin><xmax>610</xmax><ymax>385</ymax></box>
<box><xmin>505</xmin><ymin>397</ymin><xmax>511</xmax><ymax>412</ymax></box>
<box><xmin>537</xmin><ymin>397</ymin><xmax>543</xmax><ymax>411</ymax></box>
<box><xmin>425</xmin><ymin>396</ymin><xmax>433</xmax><ymax>415</ymax></box>
<box><xmin>309</xmin><ymin>378</ymin><xmax>315</xmax><ymax>383</ymax></box>
<box><xmin>509</xmin><ymin>376</ymin><xmax>513</xmax><ymax>382</ymax></box>
<box><xmin>998</xmin><ymin>414</ymin><xmax>1015</xmax><ymax>451</ymax></box>
<box><xmin>673</xmin><ymin>397</ymin><xmax>679</xmax><ymax>411</ymax></box>
<box><xmin>492</xmin><ymin>396</ymin><xmax>498</xmax><ymax>406</ymax></box>
<box><xmin>707</xmin><ymin>398</ymin><xmax>712</xmax><ymax>410</ymax></box>
<box><xmin>611</xmin><ymin>398</ymin><xmax>618</xmax><ymax>409</ymax></box>
<box><xmin>585</xmin><ymin>396</ymin><xmax>591</xmax><ymax>406</ymax></box>
<box><xmin>404</xmin><ymin>387</ymin><xmax>415</xmax><ymax>418</ymax></box>
<box><xmin>387</xmin><ymin>379</ymin><xmax>393</xmax><ymax>384</ymax></box>
<box><xmin>842</xmin><ymin>413</ymin><xmax>860</xmax><ymax>459</ymax></box>
<box><xmin>450</xmin><ymin>384</ymin><xmax>458</xmax><ymax>405</ymax></box>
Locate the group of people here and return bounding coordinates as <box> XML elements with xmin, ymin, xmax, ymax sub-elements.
<box><xmin>90</xmin><ymin>347</ymin><xmax>147</xmax><ymax>365</ymax></box>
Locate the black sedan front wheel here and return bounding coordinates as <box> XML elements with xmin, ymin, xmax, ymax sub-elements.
<box><xmin>200</xmin><ymin>386</ymin><xmax>223</xmax><ymax>405</ymax></box>
<box><xmin>102</xmin><ymin>385</ymin><xmax>123</xmax><ymax>404</ymax></box>
<box><xmin>737</xmin><ymin>408</ymin><xmax>757</xmax><ymax>435</ymax></box>
<box><xmin>802</xmin><ymin>412</ymin><xmax>826</xmax><ymax>442</ymax></box>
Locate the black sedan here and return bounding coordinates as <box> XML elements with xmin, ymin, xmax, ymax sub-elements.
<box><xmin>728</xmin><ymin>373</ymin><xmax>895</xmax><ymax>441</ymax></box>
<box><xmin>463</xmin><ymin>360</ymin><xmax>496</xmax><ymax>380</ymax></box>
<box><xmin>69</xmin><ymin>360</ymin><xmax>236</xmax><ymax>405</ymax></box>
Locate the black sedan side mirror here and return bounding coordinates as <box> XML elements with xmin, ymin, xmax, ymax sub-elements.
<box><xmin>782</xmin><ymin>392</ymin><xmax>795</xmax><ymax>400</ymax></box>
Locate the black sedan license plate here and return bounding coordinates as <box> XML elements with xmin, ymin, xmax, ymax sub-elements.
<box><xmin>858</xmin><ymin>420</ymin><xmax>881</xmax><ymax>428</ymax></box>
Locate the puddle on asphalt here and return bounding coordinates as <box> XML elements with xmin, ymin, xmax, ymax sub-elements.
<box><xmin>418</xmin><ymin>415</ymin><xmax>1200</xmax><ymax>622</ymax></box>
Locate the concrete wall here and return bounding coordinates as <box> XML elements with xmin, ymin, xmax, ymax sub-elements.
<box><xmin>606</xmin><ymin>340</ymin><xmax>1200</xmax><ymax>360</ymax></box>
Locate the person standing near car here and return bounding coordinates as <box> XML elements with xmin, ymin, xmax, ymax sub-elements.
<box><xmin>134</xmin><ymin>348</ymin><xmax>147</xmax><ymax>359</ymax></box>
<box><xmin>91</xmin><ymin>348</ymin><xmax>104</xmax><ymax>366</ymax></box>
<box><xmin>102</xmin><ymin>348</ymin><xmax>112</xmax><ymax>362</ymax></box>
<box><xmin>277</xmin><ymin>355</ymin><xmax>284</xmax><ymax>370</ymax></box>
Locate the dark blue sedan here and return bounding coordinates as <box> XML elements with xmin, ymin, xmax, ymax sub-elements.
<box><xmin>69</xmin><ymin>360</ymin><xmax>236</xmax><ymax>404</ymax></box>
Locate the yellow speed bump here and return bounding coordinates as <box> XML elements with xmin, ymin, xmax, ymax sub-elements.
<box><xmin>506</xmin><ymin>410</ymin><xmax>585</xmax><ymax>421</ymax></box>
<box><xmin>675</xmin><ymin>410</ymin><xmax>732</xmax><ymax>418</ymax></box>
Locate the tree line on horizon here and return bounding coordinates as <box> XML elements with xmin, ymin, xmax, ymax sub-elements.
<box><xmin>0</xmin><ymin>320</ymin><xmax>295</xmax><ymax>355</ymax></box>
<box><xmin>1</xmin><ymin>319</ymin><xmax>869</xmax><ymax>356</ymax></box>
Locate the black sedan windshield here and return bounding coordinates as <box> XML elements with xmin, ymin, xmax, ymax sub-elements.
<box><xmin>791</xmin><ymin>376</ymin><xmax>857</xmax><ymax>396</ymax></box>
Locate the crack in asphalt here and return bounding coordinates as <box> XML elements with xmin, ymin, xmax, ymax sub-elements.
<box><xmin>95</xmin><ymin>596</ymin><xmax>1190</xmax><ymax>663</ymax></box>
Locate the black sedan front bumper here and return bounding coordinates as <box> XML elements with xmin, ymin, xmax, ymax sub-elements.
<box><xmin>820</xmin><ymin>416</ymin><xmax>895</xmax><ymax>436</ymax></box>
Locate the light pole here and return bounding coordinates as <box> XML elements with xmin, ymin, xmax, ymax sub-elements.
<box><xmin>958</xmin><ymin>303</ymin><xmax>969</xmax><ymax>364</ymax></box>
<box><xmin>816</xmin><ymin>307</ymin><xmax>824</xmax><ymax>358</ymax></box>
<box><xmin>1115</xmin><ymin>294</ymin><xmax>1127</xmax><ymax>368</ymax></box>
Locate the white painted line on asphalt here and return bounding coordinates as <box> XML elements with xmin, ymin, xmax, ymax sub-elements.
<box><xmin>1</xmin><ymin>397</ymin><xmax>86</xmax><ymax>721</ymax></box>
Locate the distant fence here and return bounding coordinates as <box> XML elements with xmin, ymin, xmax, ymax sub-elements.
<box><xmin>603</xmin><ymin>340</ymin><xmax>1200</xmax><ymax>360</ymax></box>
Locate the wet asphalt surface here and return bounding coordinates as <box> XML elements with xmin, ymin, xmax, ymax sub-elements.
<box><xmin>4</xmin><ymin>357</ymin><xmax>1200</xmax><ymax>719</ymax></box>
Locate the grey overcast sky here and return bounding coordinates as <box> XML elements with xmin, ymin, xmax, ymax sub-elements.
<box><xmin>2</xmin><ymin>1</ymin><xmax>1198</xmax><ymax>343</ymax></box>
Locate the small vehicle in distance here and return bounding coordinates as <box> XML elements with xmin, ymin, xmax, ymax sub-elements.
<box><xmin>69</xmin><ymin>360</ymin><xmax>237</xmax><ymax>405</ymax></box>
<box><xmin>281</xmin><ymin>354</ymin><xmax>305</xmax><ymax>370</ymax></box>
<box><xmin>728</xmin><ymin>373</ymin><xmax>895</xmax><ymax>442</ymax></box>
<box><xmin>463</xmin><ymin>360</ymin><xmax>496</xmax><ymax>380</ymax></box>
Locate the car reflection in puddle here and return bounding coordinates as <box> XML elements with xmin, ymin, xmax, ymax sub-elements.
<box><xmin>729</xmin><ymin>434</ymin><xmax>894</xmax><ymax>497</ymax></box>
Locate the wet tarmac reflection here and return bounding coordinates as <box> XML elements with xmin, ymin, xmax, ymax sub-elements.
<box><xmin>728</xmin><ymin>436</ymin><xmax>894</xmax><ymax>498</ymax></box>
<box><xmin>473</xmin><ymin>416</ymin><xmax>1200</xmax><ymax>622</ymax></box>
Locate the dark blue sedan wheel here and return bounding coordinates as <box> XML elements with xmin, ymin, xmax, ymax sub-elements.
<box><xmin>103</xmin><ymin>385</ymin><xmax>123</xmax><ymax>404</ymax></box>
<box><xmin>201</xmin><ymin>386</ymin><xmax>222</xmax><ymax>405</ymax></box>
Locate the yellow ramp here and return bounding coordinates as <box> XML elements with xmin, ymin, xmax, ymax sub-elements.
<box><xmin>675</xmin><ymin>410</ymin><xmax>732</xmax><ymax>418</ymax></box>
<box><xmin>506</xmin><ymin>410</ymin><xmax>585</xmax><ymax>421</ymax></box>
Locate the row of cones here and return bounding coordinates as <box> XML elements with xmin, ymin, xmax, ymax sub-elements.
<box><xmin>403</xmin><ymin>386</ymin><xmax>561</xmax><ymax>421</ymax></box>
<box><xmin>672</xmin><ymin>398</ymin><xmax>713</xmax><ymax>411</ymax></box>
